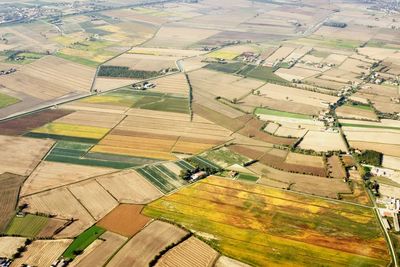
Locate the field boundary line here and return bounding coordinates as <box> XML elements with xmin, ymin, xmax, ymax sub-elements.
<box><xmin>20</xmin><ymin>169</ymin><xmax>122</xmax><ymax>198</ymax></box>
<box><xmin>95</xmin><ymin>179</ymin><xmax>119</xmax><ymax>203</ymax></box>
<box><xmin>66</xmin><ymin>187</ymin><xmax>96</xmax><ymax>221</ymax></box>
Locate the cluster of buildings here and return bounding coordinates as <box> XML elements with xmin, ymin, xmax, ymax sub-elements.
<box><xmin>0</xmin><ymin>68</ymin><xmax>16</xmax><ymax>76</ymax></box>
<box><xmin>0</xmin><ymin>258</ymin><xmax>11</xmax><ymax>267</ymax></box>
<box><xmin>379</xmin><ymin>198</ymin><xmax>400</xmax><ymax>232</ymax></box>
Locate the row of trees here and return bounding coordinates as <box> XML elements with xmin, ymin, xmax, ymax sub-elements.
<box><xmin>98</xmin><ymin>66</ymin><xmax>159</xmax><ymax>79</ymax></box>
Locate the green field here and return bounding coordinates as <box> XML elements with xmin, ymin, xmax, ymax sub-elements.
<box><xmin>345</xmin><ymin>102</ymin><xmax>374</xmax><ymax>111</ymax></box>
<box><xmin>205</xmin><ymin>62</ymin><xmax>245</xmax><ymax>74</ymax></box>
<box><xmin>187</xmin><ymin>156</ymin><xmax>222</xmax><ymax>171</ymax></box>
<box><xmin>81</xmin><ymin>89</ymin><xmax>189</xmax><ymax>113</ymax></box>
<box><xmin>236</xmin><ymin>173</ymin><xmax>259</xmax><ymax>182</ymax></box>
<box><xmin>56</xmin><ymin>53</ymin><xmax>100</xmax><ymax>67</ymax></box>
<box><xmin>45</xmin><ymin>141</ymin><xmax>156</xmax><ymax>169</ymax></box>
<box><xmin>245</xmin><ymin>66</ymin><xmax>288</xmax><ymax>84</ymax></box>
<box><xmin>237</xmin><ymin>64</ymin><xmax>257</xmax><ymax>76</ymax></box>
<box><xmin>63</xmin><ymin>226</ymin><xmax>106</xmax><ymax>259</ymax></box>
<box><xmin>6</xmin><ymin>214</ymin><xmax>49</xmax><ymax>237</ymax></box>
<box><xmin>255</xmin><ymin>107</ymin><xmax>312</xmax><ymax>120</ymax></box>
<box><xmin>143</xmin><ymin>176</ymin><xmax>390</xmax><ymax>266</ymax></box>
<box><xmin>136</xmin><ymin>164</ymin><xmax>187</xmax><ymax>194</ymax></box>
<box><xmin>0</xmin><ymin>93</ymin><xmax>20</xmax><ymax>108</ymax></box>
<box><xmin>201</xmin><ymin>147</ymin><xmax>249</xmax><ymax>168</ymax></box>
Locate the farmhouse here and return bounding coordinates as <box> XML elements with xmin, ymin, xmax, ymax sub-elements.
<box><xmin>190</xmin><ymin>171</ymin><xmax>207</xmax><ymax>182</ymax></box>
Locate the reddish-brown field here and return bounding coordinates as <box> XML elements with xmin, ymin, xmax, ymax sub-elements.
<box><xmin>96</xmin><ymin>204</ymin><xmax>151</xmax><ymax>237</ymax></box>
<box><xmin>259</xmin><ymin>149</ymin><xmax>327</xmax><ymax>177</ymax></box>
<box><xmin>0</xmin><ymin>109</ymin><xmax>72</xmax><ymax>136</ymax></box>
<box><xmin>228</xmin><ymin>144</ymin><xmax>269</xmax><ymax>159</ymax></box>
<box><xmin>238</xmin><ymin>119</ymin><xmax>296</xmax><ymax>146</ymax></box>
<box><xmin>0</xmin><ymin>173</ymin><xmax>26</xmax><ymax>232</ymax></box>
<box><xmin>327</xmin><ymin>156</ymin><xmax>347</xmax><ymax>179</ymax></box>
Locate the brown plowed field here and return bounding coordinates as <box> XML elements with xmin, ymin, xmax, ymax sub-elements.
<box><xmin>327</xmin><ymin>156</ymin><xmax>347</xmax><ymax>179</ymax></box>
<box><xmin>0</xmin><ymin>109</ymin><xmax>72</xmax><ymax>136</ymax></box>
<box><xmin>97</xmin><ymin>204</ymin><xmax>150</xmax><ymax>237</ymax></box>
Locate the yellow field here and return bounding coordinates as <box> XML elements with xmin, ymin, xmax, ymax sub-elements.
<box><xmin>172</xmin><ymin>141</ymin><xmax>214</xmax><ymax>154</ymax></box>
<box><xmin>207</xmin><ymin>50</ymin><xmax>241</xmax><ymax>60</ymax></box>
<box><xmin>91</xmin><ymin>145</ymin><xmax>178</xmax><ymax>161</ymax></box>
<box><xmin>31</xmin><ymin>122</ymin><xmax>110</xmax><ymax>139</ymax></box>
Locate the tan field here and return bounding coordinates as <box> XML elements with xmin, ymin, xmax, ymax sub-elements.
<box><xmin>21</xmin><ymin>161</ymin><xmax>114</xmax><ymax>196</ymax></box>
<box><xmin>383</xmin><ymin>155</ymin><xmax>400</xmax><ymax>171</ymax></box>
<box><xmin>69</xmin><ymin>180</ymin><xmax>119</xmax><ymax>220</ymax></box>
<box><xmin>70</xmin><ymin>232</ymin><xmax>127</xmax><ymax>267</ymax></box>
<box><xmin>344</xmin><ymin>131</ymin><xmax>400</xmax><ymax>145</ymax></box>
<box><xmin>349</xmin><ymin>141</ymin><xmax>400</xmax><ymax>157</ymax></box>
<box><xmin>129</xmin><ymin>47</ymin><xmax>205</xmax><ymax>57</ymax></box>
<box><xmin>0</xmin><ymin>135</ymin><xmax>54</xmax><ymax>176</ymax></box>
<box><xmin>189</xmin><ymin>69</ymin><xmax>265</xmax><ymax>101</ymax></box>
<box><xmin>275</xmin><ymin>66</ymin><xmax>320</xmax><ymax>81</ymax></box>
<box><xmin>151</xmin><ymin>73</ymin><xmax>189</xmax><ymax>96</ymax></box>
<box><xmin>105</xmin><ymin>53</ymin><xmax>179</xmax><ymax>71</ymax></box>
<box><xmin>336</xmin><ymin>105</ymin><xmax>378</xmax><ymax>121</ymax></box>
<box><xmin>0</xmin><ymin>56</ymin><xmax>95</xmax><ymax>101</ymax></box>
<box><xmin>0</xmin><ymin>237</ymin><xmax>26</xmax><ymax>258</ymax></box>
<box><xmin>156</xmin><ymin>237</ymin><xmax>219</xmax><ymax>267</ymax></box>
<box><xmin>144</xmin><ymin>26</ymin><xmax>219</xmax><ymax>49</ymax></box>
<box><xmin>20</xmin><ymin>188</ymin><xmax>95</xmax><ymax>238</ymax></box>
<box><xmin>285</xmin><ymin>152</ymin><xmax>325</xmax><ymax>168</ymax></box>
<box><xmin>54</xmin><ymin>110</ymin><xmax>125</xmax><ymax>128</ymax></box>
<box><xmin>250</xmin><ymin>163</ymin><xmax>351</xmax><ymax>198</ymax></box>
<box><xmin>94</xmin><ymin>77</ymin><xmax>138</xmax><ymax>92</ymax></box>
<box><xmin>264</xmin><ymin>46</ymin><xmax>296</xmax><ymax>65</ymax></box>
<box><xmin>299</xmin><ymin>131</ymin><xmax>348</xmax><ymax>152</ymax></box>
<box><xmin>11</xmin><ymin>239</ymin><xmax>72</xmax><ymax>267</ymax></box>
<box><xmin>61</xmin><ymin>102</ymin><xmax>130</xmax><ymax>114</ymax></box>
<box><xmin>108</xmin><ymin>220</ymin><xmax>187</xmax><ymax>267</ymax></box>
<box><xmin>97</xmin><ymin>169</ymin><xmax>163</xmax><ymax>203</ymax></box>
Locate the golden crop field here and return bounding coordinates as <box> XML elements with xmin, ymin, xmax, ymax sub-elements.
<box><xmin>31</xmin><ymin>122</ymin><xmax>110</xmax><ymax>140</ymax></box>
<box><xmin>144</xmin><ymin>176</ymin><xmax>389</xmax><ymax>267</ymax></box>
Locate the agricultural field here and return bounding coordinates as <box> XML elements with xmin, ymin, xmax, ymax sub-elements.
<box><xmin>0</xmin><ymin>173</ymin><xmax>26</xmax><ymax>232</ymax></box>
<box><xmin>69</xmin><ymin>231</ymin><xmax>127</xmax><ymax>267</ymax></box>
<box><xmin>156</xmin><ymin>236</ymin><xmax>219</xmax><ymax>267</ymax></box>
<box><xmin>63</xmin><ymin>225</ymin><xmax>105</xmax><ymax>259</ymax></box>
<box><xmin>0</xmin><ymin>135</ymin><xmax>54</xmax><ymax>176</ymax></box>
<box><xmin>299</xmin><ymin>131</ymin><xmax>348</xmax><ymax>152</ymax></box>
<box><xmin>144</xmin><ymin>176</ymin><xmax>389</xmax><ymax>266</ymax></box>
<box><xmin>69</xmin><ymin>180</ymin><xmax>118</xmax><ymax>220</ymax></box>
<box><xmin>0</xmin><ymin>237</ymin><xmax>26</xmax><ymax>258</ymax></box>
<box><xmin>97</xmin><ymin>204</ymin><xmax>150</xmax><ymax>237</ymax></box>
<box><xmin>0</xmin><ymin>92</ymin><xmax>19</xmax><ymax>108</ymax></box>
<box><xmin>21</xmin><ymin>161</ymin><xmax>114</xmax><ymax>196</ymax></box>
<box><xmin>107</xmin><ymin>220</ymin><xmax>187</xmax><ymax>266</ymax></box>
<box><xmin>96</xmin><ymin>169</ymin><xmax>163</xmax><ymax>203</ymax></box>
<box><xmin>0</xmin><ymin>1</ymin><xmax>398</xmax><ymax>266</ymax></box>
<box><xmin>5</xmin><ymin>214</ymin><xmax>49</xmax><ymax>238</ymax></box>
<box><xmin>20</xmin><ymin>187</ymin><xmax>95</xmax><ymax>238</ymax></box>
<box><xmin>11</xmin><ymin>239</ymin><xmax>72</xmax><ymax>267</ymax></box>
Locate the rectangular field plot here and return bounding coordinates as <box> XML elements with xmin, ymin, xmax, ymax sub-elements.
<box><xmin>28</xmin><ymin>122</ymin><xmax>110</xmax><ymax>142</ymax></box>
<box><xmin>143</xmin><ymin>176</ymin><xmax>390</xmax><ymax>267</ymax></box>
<box><xmin>107</xmin><ymin>220</ymin><xmax>187</xmax><ymax>267</ymax></box>
<box><xmin>5</xmin><ymin>214</ymin><xmax>49</xmax><ymax>237</ymax></box>
<box><xmin>81</xmin><ymin>89</ymin><xmax>189</xmax><ymax>114</ymax></box>
<box><xmin>0</xmin><ymin>173</ymin><xmax>26</xmax><ymax>232</ymax></box>
<box><xmin>63</xmin><ymin>225</ymin><xmax>106</xmax><ymax>260</ymax></box>
<box><xmin>45</xmin><ymin>141</ymin><xmax>156</xmax><ymax>169</ymax></box>
<box><xmin>96</xmin><ymin>169</ymin><xmax>163</xmax><ymax>204</ymax></box>
<box><xmin>156</xmin><ymin>236</ymin><xmax>219</xmax><ymax>267</ymax></box>
<box><xmin>68</xmin><ymin>231</ymin><xmax>127</xmax><ymax>267</ymax></box>
<box><xmin>136</xmin><ymin>163</ymin><xmax>188</xmax><ymax>194</ymax></box>
<box><xmin>11</xmin><ymin>239</ymin><xmax>72</xmax><ymax>267</ymax></box>
<box><xmin>0</xmin><ymin>135</ymin><xmax>54</xmax><ymax>176</ymax></box>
